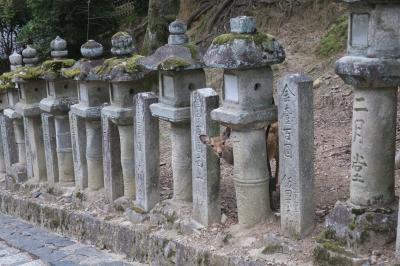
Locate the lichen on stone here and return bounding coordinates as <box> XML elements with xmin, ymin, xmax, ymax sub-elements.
<box><xmin>112</xmin><ymin>31</ymin><xmax>131</xmax><ymax>38</ymax></box>
<box><xmin>212</xmin><ymin>32</ymin><xmax>276</xmax><ymax>52</ymax></box>
<box><xmin>182</xmin><ymin>43</ymin><xmax>198</xmax><ymax>59</ymax></box>
<box><xmin>158</xmin><ymin>56</ymin><xmax>190</xmax><ymax>70</ymax></box>
<box><xmin>95</xmin><ymin>54</ymin><xmax>144</xmax><ymax>76</ymax></box>
<box><xmin>0</xmin><ymin>72</ymin><xmax>15</xmax><ymax>91</ymax></box>
<box><xmin>13</xmin><ymin>66</ymin><xmax>44</xmax><ymax>80</ymax></box>
<box><xmin>41</xmin><ymin>59</ymin><xmax>76</xmax><ymax>75</ymax></box>
<box><xmin>61</xmin><ymin>67</ymin><xmax>81</xmax><ymax>79</ymax></box>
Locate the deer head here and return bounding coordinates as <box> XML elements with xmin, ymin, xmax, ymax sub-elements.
<box><xmin>199</xmin><ymin>127</ymin><xmax>232</xmax><ymax>160</ymax></box>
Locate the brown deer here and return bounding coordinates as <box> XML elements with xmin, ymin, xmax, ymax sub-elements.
<box><xmin>199</xmin><ymin>123</ymin><xmax>280</xmax><ymax>210</ymax></box>
<box><xmin>199</xmin><ymin>122</ymin><xmax>279</xmax><ymax>184</ymax></box>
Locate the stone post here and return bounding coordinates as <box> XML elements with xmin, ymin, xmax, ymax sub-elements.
<box><xmin>204</xmin><ymin>16</ymin><xmax>285</xmax><ymax>227</ymax></box>
<box><xmin>134</xmin><ymin>92</ymin><xmax>160</xmax><ymax>212</ymax></box>
<box><xmin>100</xmin><ymin>32</ymin><xmax>152</xmax><ymax>202</ymax></box>
<box><xmin>278</xmin><ymin>74</ymin><xmax>315</xmax><ymax>239</ymax></box>
<box><xmin>139</xmin><ymin>20</ymin><xmax>206</xmax><ymax>202</ymax></box>
<box><xmin>40</xmin><ymin>36</ymin><xmax>78</xmax><ymax>187</ymax></box>
<box><xmin>1</xmin><ymin>52</ymin><xmax>27</xmax><ymax>185</ymax></box>
<box><xmin>191</xmin><ymin>88</ymin><xmax>221</xmax><ymax>226</ymax></box>
<box><xmin>68</xmin><ymin>40</ymin><xmax>109</xmax><ymax>192</ymax></box>
<box><xmin>14</xmin><ymin>45</ymin><xmax>48</xmax><ymax>183</ymax></box>
<box><xmin>318</xmin><ymin>2</ymin><xmax>400</xmax><ymax>258</ymax></box>
<box><xmin>0</xmin><ymin>84</ymin><xmax>11</xmax><ymax>178</ymax></box>
<box><xmin>334</xmin><ymin>2</ymin><xmax>400</xmax><ymax>207</ymax></box>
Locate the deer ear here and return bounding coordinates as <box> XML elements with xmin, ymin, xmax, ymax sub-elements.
<box><xmin>222</xmin><ymin>127</ymin><xmax>231</xmax><ymax>140</ymax></box>
<box><xmin>199</xmin><ymin>135</ymin><xmax>211</xmax><ymax>145</ymax></box>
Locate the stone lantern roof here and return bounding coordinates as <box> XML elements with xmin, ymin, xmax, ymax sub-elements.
<box><xmin>12</xmin><ymin>45</ymin><xmax>42</xmax><ymax>82</ymax></box>
<box><xmin>61</xmin><ymin>40</ymin><xmax>104</xmax><ymax>81</ymax></box>
<box><xmin>138</xmin><ymin>20</ymin><xmax>204</xmax><ymax>71</ymax></box>
<box><xmin>95</xmin><ymin>32</ymin><xmax>150</xmax><ymax>82</ymax></box>
<box><xmin>41</xmin><ymin>36</ymin><xmax>75</xmax><ymax>80</ymax></box>
<box><xmin>204</xmin><ymin>16</ymin><xmax>285</xmax><ymax>69</ymax></box>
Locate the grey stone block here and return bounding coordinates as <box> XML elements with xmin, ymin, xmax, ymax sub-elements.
<box><xmin>102</xmin><ymin>114</ymin><xmax>123</xmax><ymax>201</ymax></box>
<box><xmin>42</xmin><ymin>113</ymin><xmax>58</xmax><ymax>186</ymax></box>
<box><xmin>150</xmin><ymin>103</ymin><xmax>190</xmax><ymax>124</ymax></box>
<box><xmin>134</xmin><ymin>92</ymin><xmax>160</xmax><ymax>212</ymax></box>
<box><xmin>70</xmin><ymin>112</ymin><xmax>87</xmax><ymax>190</ymax></box>
<box><xmin>191</xmin><ymin>88</ymin><xmax>221</xmax><ymax>226</ymax></box>
<box><xmin>0</xmin><ymin>114</ymin><xmax>17</xmax><ymax>173</ymax></box>
<box><xmin>230</xmin><ymin>16</ymin><xmax>256</xmax><ymax>34</ymax></box>
<box><xmin>278</xmin><ymin>73</ymin><xmax>315</xmax><ymax>239</ymax></box>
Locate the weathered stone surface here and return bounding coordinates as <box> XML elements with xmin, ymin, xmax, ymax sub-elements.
<box><xmin>204</xmin><ymin>16</ymin><xmax>285</xmax><ymax>69</ymax></box>
<box><xmin>111</xmin><ymin>32</ymin><xmax>134</xmax><ymax>56</ymax></box>
<box><xmin>326</xmin><ymin>201</ymin><xmax>397</xmax><ymax>253</ymax></box>
<box><xmin>231</xmin><ymin>129</ymin><xmax>270</xmax><ymax>227</ymax></box>
<box><xmin>55</xmin><ymin>115</ymin><xmax>74</xmax><ymax>185</ymax></box>
<box><xmin>134</xmin><ymin>93</ymin><xmax>160</xmax><ymax>212</ymax></box>
<box><xmin>335</xmin><ymin>57</ymin><xmax>400</xmax><ymax>88</ymax></box>
<box><xmin>211</xmin><ymin>67</ymin><xmax>277</xmax><ymax>129</ymax></box>
<box><xmin>80</xmin><ymin>40</ymin><xmax>103</xmax><ymax>59</ymax></box>
<box><xmin>230</xmin><ymin>16</ymin><xmax>256</xmax><ymax>34</ymax></box>
<box><xmin>85</xmin><ymin>120</ymin><xmax>103</xmax><ymax>191</ymax></box>
<box><xmin>102</xmin><ymin>114</ymin><xmax>123</xmax><ymax>201</ymax></box>
<box><xmin>0</xmin><ymin>114</ymin><xmax>17</xmax><ymax>173</ymax></box>
<box><xmin>69</xmin><ymin>112</ymin><xmax>87</xmax><ymax>190</ymax></box>
<box><xmin>0</xmin><ymin>190</ymin><xmax>270</xmax><ymax>266</ymax></box>
<box><xmin>139</xmin><ymin>21</ymin><xmax>203</xmax><ymax>71</ymax></box>
<box><xmin>170</xmin><ymin>122</ymin><xmax>192</xmax><ymax>202</ymax></box>
<box><xmin>42</xmin><ymin>113</ymin><xmax>58</xmax><ymax>186</ymax></box>
<box><xmin>24</xmin><ymin>116</ymin><xmax>47</xmax><ymax>183</ymax></box>
<box><xmin>349</xmin><ymin>87</ymin><xmax>396</xmax><ymax>206</ymax></box>
<box><xmin>191</xmin><ymin>88</ymin><xmax>221</xmax><ymax>226</ymax></box>
<box><xmin>150</xmin><ymin>103</ymin><xmax>190</xmax><ymax>123</ymax></box>
<box><xmin>278</xmin><ymin>74</ymin><xmax>315</xmax><ymax>239</ymax></box>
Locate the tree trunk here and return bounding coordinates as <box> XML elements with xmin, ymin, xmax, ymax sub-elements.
<box><xmin>142</xmin><ymin>0</ymin><xmax>180</xmax><ymax>55</ymax></box>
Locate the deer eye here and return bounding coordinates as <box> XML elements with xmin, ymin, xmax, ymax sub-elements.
<box><xmin>211</xmin><ymin>145</ymin><xmax>214</xmax><ymax>148</ymax></box>
<box><xmin>222</xmin><ymin>142</ymin><xmax>225</xmax><ymax>145</ymax></box>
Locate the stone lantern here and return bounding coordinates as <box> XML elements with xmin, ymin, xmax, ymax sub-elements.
<box><xmin>68</xmin><ymin>40</ymin><xmax>109</xmax><ymax>192</ymax></box>
<box><xmin>139</xmin><ymin>20</ymin><xmax>206</xmax><ymax>201</ymax></box>
<box><xmin>100</xmin><ymin>32</ymin><xmax>152</xmax><ymax>202</ymax></box>
<box><xmin>319</xmin><ymin>1</ymin><xmax>400</xmax><ymax>260</ymax></box>
<box><xmin>204</xmin><ymin>16</ymin><xmax>285</xmax><ymax>227</ymax></box>
<box><xmin>14</xmin><ymin>45</ymin><xmax>47</xmax><ymax>184</ymax></box>
<box><xmin>40</xmin><ymin>36</ymin><xmax>78</xmax><ymax>187</ymax></box>
<box><xmin>0</xmin><ymin>53</ymin><xmax>25</xmax><ymax>185</ymax></box>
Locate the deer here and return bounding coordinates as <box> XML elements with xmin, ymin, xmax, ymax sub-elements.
<box><xmin>199</xmin><ymin>122</ymin><xmax>280</xmax><ymax>209</ymax></box>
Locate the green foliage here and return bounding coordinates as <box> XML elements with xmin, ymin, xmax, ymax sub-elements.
<box><xmin>316</xmin><ymin>15</ymin><xmax>348</xmax><ymax>57</ymax></box>
<box><xmin>17</xmin><ymin>0</ymin><xmax>118</xmax><ymax>59</ymax></box>
<box><xmin>0</xmin><ymin>0</ymin><xmax>30</xmax><ymax>61</ymax></box>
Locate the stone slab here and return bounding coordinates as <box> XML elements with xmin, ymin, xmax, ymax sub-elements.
<box><xmin>70</xmin><ymin>112</ymin><xmax>88</xmax><ymax>190</ymax></box>
<box><xmin>149</xmin><ymin>103</ymin><xmax>190</xmax><ymax>123</ymax></box>
<box><xmin>134</xmin><ymin>93</ymin><xmax>160</xmax><ymax>212</ymax></box>
<box><xmin>278</xmin><ymin>73</ymin><xmax>315</xmax><ymax>239</ymax></box>
<box><xmin>102</xmin><ymin>114</ymin><xmax>123</xmax><ymax>201</ymax></box>
<box><xmin>42</xmin><ymin>113</ymin><xmax>59</xmax><ymax>186</ymax></box>
<box><xmin>190</xmin><ymin>88</ymin><xmax>221</xmax><ymax>226</ymax></box>
<box><xmin>0</xmin><ymin>115</ymin><xmax>17</xmax><ymax>173</ymax></box>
